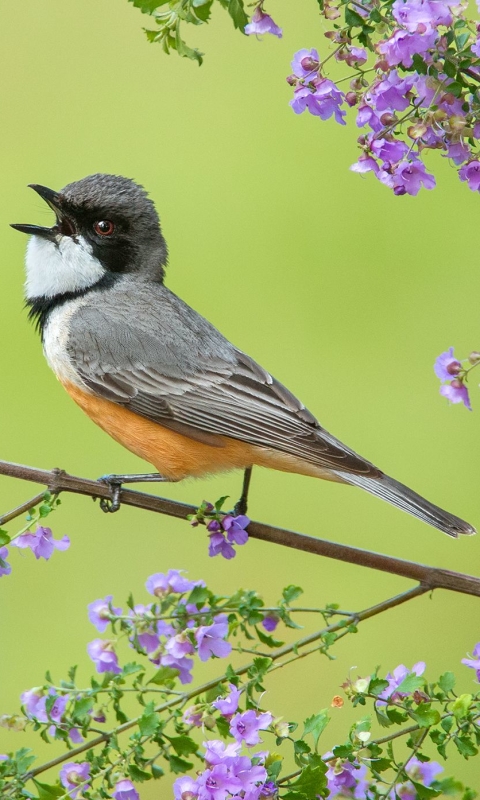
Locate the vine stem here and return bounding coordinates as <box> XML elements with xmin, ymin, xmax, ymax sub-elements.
<box><xmin>1</xmin><ymin>460</ymin><xmax>480</xmax><ymax>597</ymax></box>
<box><xmin>23</xmin><ymin>585</ymin><xmax>426</xmax><ymax>783</ymax></box>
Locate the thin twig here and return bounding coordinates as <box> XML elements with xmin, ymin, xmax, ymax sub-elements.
<box><xmin>0</xmin><ymin>491</ymin><xmax>46</xmax><ymax>526</ymax></box>
<box><xmin>1</xmin><ymin>460</ymin><xmax>479</xmax><ymax>596</ymax></box>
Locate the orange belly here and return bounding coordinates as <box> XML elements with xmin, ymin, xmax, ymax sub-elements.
<box><xmin>62</xmin><ymin>380</ymin><xmax>342</xmax><ymax>483</ymax></box>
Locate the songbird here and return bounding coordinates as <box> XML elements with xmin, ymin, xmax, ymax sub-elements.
<box><xmin>11</xmin><ymin>174</ymin><xmax>475</xmax><ymax>537</ymax></box>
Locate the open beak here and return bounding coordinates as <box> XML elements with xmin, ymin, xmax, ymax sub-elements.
<box><xmin>11</xmin><ymin>184</ymin><xmax>76</xmax><ymax>240</ymax></box>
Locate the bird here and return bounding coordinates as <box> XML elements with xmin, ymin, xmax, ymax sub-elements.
<box><xmin>11</xmin><ymin>173</ymin><xmax>475</xmax><ymax>537</ymax></box>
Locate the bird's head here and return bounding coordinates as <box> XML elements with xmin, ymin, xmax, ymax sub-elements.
<box><xmin>12</xmin><ymin>174</ymin><xmax>168</xmax><ymax>300</ymax></box>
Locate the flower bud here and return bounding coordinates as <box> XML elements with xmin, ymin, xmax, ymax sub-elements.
<box><xmin>375</xmin><ymin>59</ymin><xmax>389</xmax><ymax>72</ymax></box>
<box><xmin>416</xmin><ymin>22</ymin><xmax>427</xmax><ymax>33</ymax></box>
<box><xmin>272</xmin><ymin>717</ymin><xmax>290</xmax><ymax>738</ymax></box>
<box><xmin>324</xmin><ymin>30</ymin><xmax>336</xmax><ymax>40</ymax></box>
<box><xmin>451</xmin><ymin>378</ymin><xmax>463</xmax><ymax>389</ymax></box>
<box><xmin>357</xmin><ymin>730</ymin><xmax>371</xmax><ymax>743</ymax></box>
<box><xmin>345</xmin><ymin>92</ymin><xmax>358</xmax><ymax>107</ymax></box>
<box><xmin>442</xmin><ymin>93</ymin><xmax>455</xmax><ymax>105</ymax></box>
<box><xmin>350</xmin><ymin>77</ymin><xmax>363</xmax><ymax>91</ymax></box>
<box><xmin>448</xmin><ymin>115</ymin><xmax>467</xmax><ymax>133</ymax></box>
<box><xmin>0</xmin><ymin>714</ymin><xmax>27</xmax><ymax>731</ymax></box>
<box><xmin>469</xmin><ymin>351</ymin><xmax>480</xmax><ymax>364</ymax></box>
<box><xmin>325</xmin><ymin>5</ymin><xmax>341</xmax><ymax>19</ymax></box>
<box><xmin>432</xmin><ymin>109</ymin><xmax>448</xmax><ymax>122</ymax></box>
<box><xmin>331</xmin><ymin>695</ymin><xmax>344</xmax><ymax>708</ymax></box>
<box><xmin>413</xmin><ymin>690</ymin><xmax>430</xmax><ymax>704</ymax></box>
<box><xmin>182</xmin><ymin>793</ymin><xmax>197</xmax><ymax>800</ymax></box>
<box><xmin>203</xmin><ymin>714</ymin><xmax>217</xmax><ymax>730</ymax></box>
<box><xmin>300</xmin><ymin>56</ymin><xmax>319</xmax><ymax>71</ymax></box>
<box><xmin>380</xmin><ymin>112</ymin><xmax>397</xmax><ymax>125</ymax></box>
<box><xmin>446</xmin><ymin>361</ymin><xmax>462</xmax><ymax>376</ymax></box>
<box><xmin>376</xmin><ymin>22</ymin><xmax>389</xmax><ymax>34</ymax></box>
<box><xmin>353</xmin><ymin>677</ymin><xmax>369</xmax><ymax>694</ymax></box>
<box><xmin>407</xmin><ymin>122</ymin><xmax>427</xmax><ymax>139</ymax></box>
<box><xmin>286</xmin><ymin>74</ymin><xmax>297</xmax><ymax>86</ymax></box>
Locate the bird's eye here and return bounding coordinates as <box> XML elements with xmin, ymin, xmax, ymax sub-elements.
<box><xmin>93</xmin><ymin>220</ymin><xmax>115</xmax><ymax>236</ymax></box>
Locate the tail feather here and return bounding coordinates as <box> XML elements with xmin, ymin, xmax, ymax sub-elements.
<box><xmin>335</xmin><ymin>472</ymin><xmax>476</xmax><ymax>538</ymax></box>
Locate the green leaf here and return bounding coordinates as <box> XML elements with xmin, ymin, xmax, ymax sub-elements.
<box><xmin>0</xmin><ymin>530</ymin><xmax>11</xmax><ymax>546</ymax></box>
<box><xmin>128</xmin><ymin>0</ymin><xmax>170</xmax><ymax>11</ymax></box>
<box><xmin>411</xmin><ymin>705</ymin><xmax>441</xmax><ymax>728</ymax></box>
<box><xmin>138</xmin><ymin>702</ymin><xmax>159</xmax><ymax>736</ymax></box>
<box><xmin>226</xmin><ymin>0</ymin><xmax>248</xmax><ymax>31</ymax></box>
<box><xmin>453</xmin><ymin>694</ymin><xmax>472</xmax><ymax>720</ymax></box>
<box><xmin>438</xmin><ymin>672</ymin><xmax>455</xmax><ymax>693</ymax></box>
<box><xmin>345</xmin><ymin>6</ymin><xmax>365</xmax><ymax>26</ymax></box>
<box><xmin>123</xmin><ymin>662</ymin><xmax>144</xmax><ymax>675</ymax></box>
<box><xmin>255</xmin><ymin>626</ymin><xmax>284</xmax><ymax>648</ymax></box>
<box><xmin>446</xmin><ymin>82</ymin><xmax>464</xmax><ymax>97</ymax></box>
<box><xmin>128</xmin><ymin>764</ymin><xmax>152</xmax><ymax>782</ymax></box>
<box><xmin>303</xmin><ymin>711</ymin><xmax>329</xmax><ymax>748</ymax></box>
<box><xmin>386</xmin><ymin>707</ymin><xmax>408</xmax><ymax>724</ymax></box>
<box><xmin>282</xmin><ymin>585</ymin><xmax>303</xmax><ymax>604</ymax></box>
<box><xmin>455</xmin><ymin>736</ymin><xmax>478</xmax><ymax>758</ymax></box>
<box><xmin>149</xmin><ymin>666</ymin><xmax>179</xmax><ymax>685</ymax></box>
<box><xmin>169</xmin><ymin>735</ymin><xmax>198</xmax><ymax>756</ymax></box>
<box><xmin>187</xmin><ymin>585</ymin><xmax>210</xmax><ymax>607</ymax></box>
<box><xmin>169</xmin><ymin>755</ymin><xmax>195</xmax><ymax>774</ymax></box>
<box><xmin>444</xmin><ymin>59</ymin><xmax>456</xmax><ymax>78</ymax></box>
<box><xmin>73</xmin><ymin>697</ymin><xmax>94</xmax><ymax>720</ymax></box>
<box><xmin>216</xmin><ymin>714</ymin><xmax>231</xmax><ymax>738</ymax></box>
<box><xmin>368</xmin><ymin>677</ymin><xmax>389</xmax><ymax>696</ymax></box>
<box><xmin>294</xmin><ymin>740</ymin><xmax>311</xmax><ymax>757</ymax></box>
<box><xmin>151</xmin><ymin>764</ymin><xmax>165</xmax><ymax>779</ymax></box>
<box><xmin>410</xmin><ymin>780</ymin><xmax>442</xmax><ymax>799</ymax></box>
<box><xmin>395</xmin><ymin>673</ymin><xmax>425</xmax><ymax>694</ymax></box>
<box><xmin>332</xmin><ymin>744</ymin><xmax>353</xmax><ymax>758</ymax></box>
<box><xmin>412</xmin><ymin>54</ymin><xmax>428</xmax><ymax>74</ymax></box>
<box><xmin>286</xmin><ymin>764</ymin><xmax>328</xmax><ymax>797</ymax></box>
<box><xmin>32</xmin><ymin>780</ymin><xmax>64</xmax><ymax>799</ymax></box>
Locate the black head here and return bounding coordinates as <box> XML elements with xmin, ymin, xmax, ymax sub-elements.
<box><xmin>12</xmin><ymin>174</ymin><xmax>168</xmax><ymax>280</ymax></box>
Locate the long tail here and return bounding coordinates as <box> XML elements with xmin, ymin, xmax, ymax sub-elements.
<box><xmin>335</xmin><ymin>471</ymin><xmax>476</xmax><ymax>538</ymax></box>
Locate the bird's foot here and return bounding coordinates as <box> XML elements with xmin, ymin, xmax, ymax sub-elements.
<box><xmin>96</xmin><ymin>472</ymin><xmax>177</xmax><ymax>513</ymax></box>
<box><xmin>98</xmin><ymin>475</ymin><xmax>123</xmax><ymax>513</ymax></box>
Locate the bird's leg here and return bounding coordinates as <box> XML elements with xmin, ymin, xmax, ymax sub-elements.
<box><xmin>233</xmin><ymin>467</ymin><xmax>253</xmax><ymax>517</ymax></box>
<box><xmin>97</xmin><ymin>473</ymin><xmax>179</xmax><ymax>513</ymax></box>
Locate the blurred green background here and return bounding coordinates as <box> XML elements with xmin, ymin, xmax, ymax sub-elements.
<box><xmin>1</xmin><ymin>0</ymin><xmax>480</xmax><ymax>793</ymax></box>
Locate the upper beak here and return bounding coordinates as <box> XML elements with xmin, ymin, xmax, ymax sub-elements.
<box><xmin>11</xmin><ymin>184</ymin><xmax>75</xmax><ymax>240</ymax></box>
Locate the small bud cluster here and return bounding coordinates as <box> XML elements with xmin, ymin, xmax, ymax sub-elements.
<box><xmin>188</xmin><ymin>498</ymin><xmax>250</xmax><ymax>559</ymax></box>
<box><xmin>434</xmin><ymin>346</ymin><xmax>480</xmax><ymax>409</ymax></box>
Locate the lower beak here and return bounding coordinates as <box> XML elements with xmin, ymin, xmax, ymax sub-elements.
<box><xmin>11</xmin><ymin>184</ymin><xmax>75</xmax><ymax>240</ymax></box>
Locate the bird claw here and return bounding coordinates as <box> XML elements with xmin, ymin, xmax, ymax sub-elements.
<box><xmin>97</xmin><ymin>475</ymin><xmax>122</xmax><ymax>513</ymax></box>
<box><xmin>233</xmin><ymin>497</ymin><xmax>248</xmax><ymax>517</ymax></box>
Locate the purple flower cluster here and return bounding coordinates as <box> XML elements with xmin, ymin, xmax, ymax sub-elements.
<box><xmin>389</xmin><ymin>756</ymin><xmax>443</xmax><ymax>799</ymax></box>
<box><xmin>87</xmin><ymin>570</ymin><xmax>232</xmax><ymax>683</ymax></box>
<box><xmin>434</xmin><ymin>347</ymin><xmax>471</xmax><ymax>409</ymax></box>
<box><xmin>462</xmin><ymin>641</ymin><xmax>480</xmax><ymax>680</ymax></box>
<box><xmin>283</xmin><ymin>0</ymin><xmax>480</xmax><ymax>194</ymax></box>
<box><xmin>377</xmin><ymin>661</ymin><xmax>425</xmax><ymax>703</ymax></box>
<box><xmin>11</xmin><ymin>526</ymin><xmax>70</xmax><ymax>560</ymax></box>
<box><xmin>207</xmin><ymin>514</ymin><xmax>250</xmax><ymax>560</ymax></box>
<box><xmin>324</xmin><ymin>754</ymin><xmax>369</xmax><ymax>798</ymax></box>
<box><xmin>173</xmin><ymin>738</ymin><xmax>273</xmax><ymax>800</ymax></box>
<box><xmin>21</xmin><ymin>688</ymin><xmax>82</xmax><ymax>744</ymax></box>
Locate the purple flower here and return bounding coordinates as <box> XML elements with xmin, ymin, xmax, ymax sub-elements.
<box><xmin>343</xmin><ymin>46</ymin><xmax>367</xmax><ymax>66</ymax></box>
<box><xmin>166</xmin><ymin>631</ymin><xmax>195</xmax><ymax>658</ymax></box>
<box><xmin>377</xmin><ymin>27</ymin><xmax>438</xmax><ymax>67</ymax></box>
<box><xmin>291</xmin><ymin>48</ymin><xmax>320</xmax><ymax>78</ymax></box>
<box><xmin>378</xmin><ymin>661</ymin><xmax>425</xmax><ymax>703</ymax></box>
<box><xmin>160</xmin><ymin>654</ymin><xmax>194</xmax><ymax>684</ymax></box>
<box><xmin>370</xmin><ymin>70</ymin><xmax>415</xmax><ymax>113</ymax></box>
<box><xmin>208</xmin><ymin>530</ymin><xmax>236</xmax><ymax>560</ymax></box>
<box><xmin>351</xmin><ymin>155</ymin><xmax>380</xmax><ymax>175</ymax></box>
<box><xmin>371</xmin><ymin>137</ymin><xmax>409</xmax><ymax>164</ymax></box>
<box><xmin>204</xmin><ymin>739</ymin><xmax>242</xmax><ymax>764</ymax></box>
<box><xmin>231</xmin><ymin>756</ymin><xmax>267</xmax><ymax>792</ymax></box>
<box><xmin>88</xmin><ymin>595</ymin><xmax>122</xmax><ymax>633</ymax></box>
<box><xmin>261</xmin><ymin>614</ymin><xmax>279</xmax><ymax>633</ymax></box>
<box><xmin>212</xmin><ymin>683</ymin><xmax>242</xmax><ymax>716</ymax></box>
<box><xmin>462</xmin><ymin>642</ymin><xmax>480</xmax><ymax>680</ymax></box>
<box><xmin>145</xmin><ymin>569</ymin><xmax>200</xmax><ymax>597</ymax></box>
<box><xmin>325</xmin><ymin>756</ymin><xmax>369</xmax><ymax>798</ymax></box>
<box><xmin>406</xmin><ymin>756</ymin><xmax>443</xmax><ymax>784</ymax></box>
<box><xmin>223</xmin><ymin>515</ymin><xmax>249</xmax><ymax>545</ymax></box>
<box><xmin>197</xmin><ymin>763</ymin><xmax>243</xmax><ymax>800</ymax></box>
<box><xmin>261</xmin><ymin>781</ymin><xmax>278</xmax><ymax>796</ymax></box>
<box><xmin>434</xmin><ymin>347</ymin><xmax>462</xmax><ymax>381</ymax></box>
<box><xmin>459</xmin><ymin>160</ymin><xmax>480</xmax><ymax>191</ymax></box>
<box><xmin>174</xmin><ymin>775</ymin><xmax>199</xmax><ymax>799</ymax></box>
<box><xmin>21</xmin><ymin>689</ymin><xmax>67</xmax><ymax>724</ymax></box>
<box><xmin>230</xmin><ymin>710</ymin><xmax>273</xmax><ymax>746</ymax></box>
<box><xmin>196</xmin><ymin>621</ymin><xmax>232</xmax><ymax>662</ymax></box>
<box><xmin>113</xmin><ymin>779</ymin><xmax>140</xmax><ymax>800</ymax></box>
<box><xmin>87</xmin><ymin>639</ymin><xmax>122</xmax><ymax>674</ymax></box>
<box><xmin>392</xmin><ymin>0</ymin><xmax>454</xmax><ymax>31</ymax></box>
<box><xmin>446</xmin><ymin>139</ymin><xmax>470</xmax><ymax>166</ymax></box>
<box><xmin>390</xmin><ymin>159</ymin><xmax>436</xmax><ymax>196</ymax></box>
<box><xmin>0</xmin><ymin>547</ymin><xmax>11</xmax><ymax>578</ymax></box>
<box><xmin>183</xmin><ymin>704</ymin><xmax>204</xmax><ymax>727</ymax></box>
<box><xmin>11</xmin><ymin>526</ymin><xmax>70</xmax><ymax>560</ymax></box>
<box><xmin>245</xmin><ymin>7</ymin><xmax>282</xmax><ymax>38</ymax></box>
<box><xmin>59</xmin><ymin>762</ymin><xmax>90</xmax><ymax>799</ymax></box>
<box><xmin>291</xmin><ymin>79</ymin><xmax>346</xmax><ymax>125</ymax></box>
<box><xmin>356</xmin><ymin>103</ymin><xmax>383</xmax><ymax>131</ymax></box>
<box><xmin>440</xmin><ymin>380</ymin><xmax>472</xmax><ymax>410</ymax></box>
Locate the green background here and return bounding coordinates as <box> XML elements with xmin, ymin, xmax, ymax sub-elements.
<box><xmin>1</xmin><ymin>0</ymin><xmax>480</xmax><ymax>793</ymax></box>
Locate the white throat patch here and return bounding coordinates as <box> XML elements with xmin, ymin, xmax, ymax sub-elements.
<box><xmin>25</xmin><ymin>234</ymin><xmax>106</xmax><ymax>299</ymax></box>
